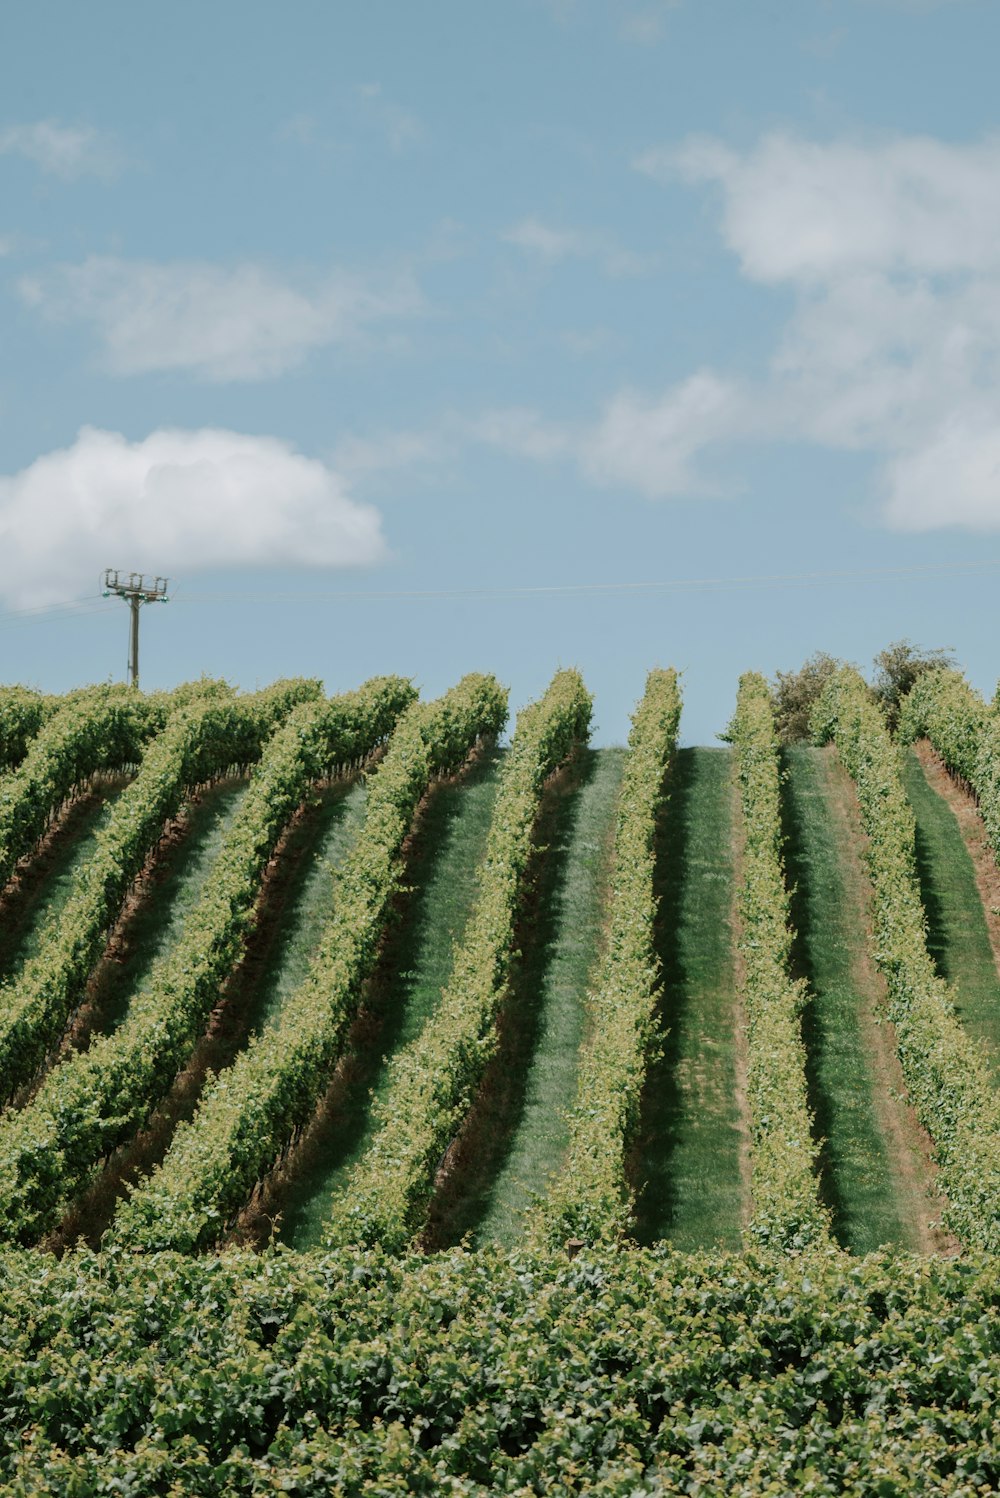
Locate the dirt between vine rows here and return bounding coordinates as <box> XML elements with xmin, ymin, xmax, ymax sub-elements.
<box><xmin>912</xmin><ymin>738</ymin><xmax>1000</xmax><ymax>983</ymax></box>
<box><xmin>821</xmin><ymin>746</ymin><xmax>957</xmax><ymax>1256</ymax></box>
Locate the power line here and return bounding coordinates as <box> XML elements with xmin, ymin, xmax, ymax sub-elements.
<box><xmin>3</xmin><ymin>554</ymin><xmax>1000</xmax><ymax>629</ymax></box>
<box><xmin>172</xmin><ymin>556</ymin><xmax>1000</xmax><ymax>605</ymax></box>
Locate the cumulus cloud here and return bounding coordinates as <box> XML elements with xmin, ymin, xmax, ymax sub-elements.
<box><xmin>0</xmin><ymin>120</ymin><xmax>125</xmax><ymax>179</ymax></box>
<box><xmin>630</xmin><ymin>129</ymin><xmax>1000</xmax><ymax>529</ymax></box>
<box><xmin>19</xmin><ymin>256</ymin><xmax>422</xmax><ymax>381</ymax></box>
<box><xmin>0</xmin><ymin>427</ymin><xmax>387</xmax><ymax>608</ymax></box>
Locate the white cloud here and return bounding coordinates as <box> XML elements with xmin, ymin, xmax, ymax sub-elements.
<box><xmin>640</xmin><ymin>131</ymin><xmax>1000</xmax><ymax>284</ymax></box>
<box><xmin>630</xmin><ymin>130</ymin><xmax>1000</xmax><ymax>530</ymax></box>
<box><xmin>504</xmin><ymin>216</ymin><xmax>653</xmax><ymax>277</ymax></box>
<box><xmin>0</xmin><ymin>120</ymin><xmax>125</xmax><ymax>179</ymax></box>
<box><xmin>884</xmin><ymin>418</ymin><xmax>1000</xmax><ymax>531</ymax></box>
<box><xmin>0</xmin><ymin>427</ymin><xmax>386</xmax><ymax>608</ymax></box>
<box><xmin>582</xmin><ymin>375</ymin><xmax>745</xmax><ymax>497</ymax></box>
<box><xmin>19</xmin><ymin>256</ymin><xmax>422</xmax><ymax>381</ymax></box>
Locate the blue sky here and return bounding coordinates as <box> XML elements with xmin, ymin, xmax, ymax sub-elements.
<box><xmin>2</xmin><ymin>0</ymin><xmax>1000</xmax><ymax>743</ymax></box>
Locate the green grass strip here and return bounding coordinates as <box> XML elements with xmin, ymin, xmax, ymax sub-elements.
<box><xmin>783</xmin><ymin>747</ymin><xmax>916</xmax><ymax>1253</ymax></box>
<box><xmin>473</xmin><ymin>745</ymin><xmax>626</xmax><ymax>1246</ymax></box>
<box><xmin>110</xmin><ymin>676</ymin><xmax>508</xmax><ymax>1253</ymax></box>
<box><xmin>633</xmin><ymin>747</ymin><xmax>744</xmax><ymax>1251</ymax></box>
<box><xmin>732</xmin><ymin>675</ymin><xmax>832</xmax><ymax>1252</ymax></box>
<box><xmin>814</xmin><ymin>668</ymin><xmax>1000</xmax><ymax>1251</ymax></box>
<box><xmin>901</xmin><ymin>749</ymin><xmax>1000</xmax><ymax>1078</ymax></box>
<box><xmin>276</xmin><ymin>749</ymin><xmax>502</xmax><ymax>1249</ymax></box>
<box><xmin>323</xmin><ymin>671</ymin><xmax>593</xmax><ymax>1253</ymax></box>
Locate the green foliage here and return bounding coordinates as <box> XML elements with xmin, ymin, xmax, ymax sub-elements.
<box><xmin>732</xmin><ymin>673</ymin><xmax>832</xmax><ymax>1251</ymax></box>
<box><xmin>109</xmin><ymin>674</ymin><xmax>508</xmax><ymax>1253</ymax></box>
<box><xmin>0</xmin><ymin>681</ymin><xmax>325</xmax><ymax>1104</ymax></box>
<box><xmin>895</xmin><ymin>666</ymin><xmax>987</xmax><ymax>785</ymax></box>
<box><xmin>813</xmin><ymin>666</ymin><xmax>1000</xmax><ymax>1250</ymax></box>
<box><xmin>322</xmin><ymin>669</ymin><xmax>593</xmax><ymax>1253</ymax></box>
<box><xmin>0</xmin><ymin>1243</ymin><xmax>999</xmax><ymax>1494</ymax></box>
<box><xmin>770</xmin><ymin>651</ymin><xmax>844</xmax><ymax>744</ymax></box>
<box><xmin>537</xmin><ymin>668</ymin><xmax>681</xmax><ymax>1247</ymax></box>
<box><xmin>900</xmin><ymin>668</ymin><xmax>1000</xmax><ymax>874</ymax></box>
<box><xmin>0</xmin><ymin>676</ymin><xmax>416</xmax><ymax>1245</ymax></box>
<box><xmin>0</xmin><ymin>685</ymin><xmax>159</xmax><ymax>891</ymax></box>
<box><xmin>0</xmin><ymin>685</ymin><xmax>55</xmax><ymax>769</ymax></box>
<box><xmin>873</xmin><ymin>639</ymin><xmax>956</xmax><ymax>733</ymax></box>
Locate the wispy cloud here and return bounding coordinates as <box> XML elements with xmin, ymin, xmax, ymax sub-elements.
<box><xmin>356</xmin><ymin>83</ymin><xmax>425</xmax><ymax>154</ymax></box>
<box><xmin>0</xmin><ymin>120</ymin><xmax>126</xmax><ymax>180</ymax></box>
<box><xmin>0</xmin><ymin>427</ymin><xmax>387</xmax><ymax>608</ymax></box>
<box><xmin>19</xmin><ymin>256</ymin><xmax>423</xmax><ymax>382</ymax></box>
<box><xmin>620</xmin><ymin>2</ymin><xmax>680</xmax><ymax>44</ymax></box>
<box><xmin>504</xmin><ymin>216</ymin><xmax>654</xmax><ymax>277</ymax></box>
<box><xmin>364</xmin><ymin>129</ymin><xmax>1000</xmax><ymax>529</ymax></box>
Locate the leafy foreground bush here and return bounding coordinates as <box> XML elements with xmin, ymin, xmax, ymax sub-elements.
<box><xmin>0</xmin><ymin>1244</ymin><xmax>997</xmax><ymax>1495</ymax></box>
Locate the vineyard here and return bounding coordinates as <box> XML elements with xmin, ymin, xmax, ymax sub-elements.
<box><xmin>1</xmin><ymin>664</ymin><xmax>999</xmax><ymax>1493</ymax></box>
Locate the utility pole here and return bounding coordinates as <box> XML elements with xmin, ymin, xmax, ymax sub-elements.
<box><xmin>101</xmin><ymin>569</ymin><xmax>170</xmax><ymax>688</ymax></box>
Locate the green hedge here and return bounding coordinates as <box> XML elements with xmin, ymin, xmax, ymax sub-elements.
<box><xmin>813</xmin><ymin>666</ymin><xmax>1000</xmax><ymax>1250</ymax></box>
<box><xmin>0</xmin><ymin>1243</ymin><xmax>997</xmax><ymax>1494</ymax></box>
<box><xmin>110</xmin><ymin>674</ymin><xmax>508</xmax><ymax>1253</ymax></box>
<box><xmin>732</xmin><ymin>673</ymin><xmax>831</xmax><ymax>1251</ymax></box>
<box><xmin>322</xmin><ymin>669</ymin><xmax>593</xmax><ymax>1253</ymax></box>
<box><xmin>0</xmin><ymin>676</ymin><xmax>416</xmax><ymax>1245</ymax></box>
<box><xmin>538</xmin><ymin>667</ymin><xmax>681</xmax><ymax>1247</ymax></box>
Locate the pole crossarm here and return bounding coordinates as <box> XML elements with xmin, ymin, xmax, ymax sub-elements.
<box><xmin>101</xmin><ymin>569</ymin><xmax>171</xmax><ymax>687</ymax></box>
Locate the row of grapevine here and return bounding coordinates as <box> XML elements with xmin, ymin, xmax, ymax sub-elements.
<box><xmin>319</xmin><ymin>669</ymin><xmax>593</xmax><ymax>1252</ymax></box>
<box><xmin>110</xmin><ymin>674</ymin><xmax>509</xmax><ymax>1252</ymax></box>
<box><xmin>0</xmin><ymin>676</ymin><xmax>416</xmax><ymax>1244</ymax></box>
<box><xmin>0</xmin><ymin>684</ymin><xmax>163</xmax><ymax>890</ymax></box>
<box><xmin>538</xmin><ymin>667</ymin><xmax>681</xmax><ymax>1247</ymax></box>
<box><xmin>732</xmin><ymin>674</ymin><xmax>831</xmax><ymax>1250</ymax></box>
<box><xmin>813</xmin><ymin>667</ymin><xmax>1000</xmax><ymax>1250</ymax></box>
<box><xmin>0</xmin><ymin>685</ymin><xmax>56</xmax><ymax>770</ymax></box>
<box><xmin>0</xmin><ymin>679</ymin><xmax>328</xmax><ymax>1102</ymax></box>
<box><xmin>0</xmin><ymin>676</ymin><xmax>263</xmax><ymax>894</ymax></box>
<box><xmin>896</xmin><ymin>667</ymin><xmax>989</xmax><ymax>788</ymax></box>
<box><xmin>895</xmin><ymin>665</ymin><xmax>1000</xmax><ymax>873</ymax></box>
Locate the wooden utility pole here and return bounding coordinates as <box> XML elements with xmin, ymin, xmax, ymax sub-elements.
<box><xmin>101</xmin><ymin>569</ymin><xmax>170</xmax><ymax>687</ymax></box>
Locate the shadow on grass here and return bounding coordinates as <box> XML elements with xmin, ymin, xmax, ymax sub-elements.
<box><xmin>247</xmin><ymin>745</ymin><xmax>503</xmax><ymax>1249</ymax></box>
<box><xmin>779</xmin><ymin>746</ymin><xmax>849</xmax><ymax>1238</ymax></box>
<box><xmin>631</xmin><ymin>748</ymin><xmax>695</xmax><ymax>1242</ymax></box>
<box><xmin>911</xmin><ymin>823</ymin><xmax>949</xmax><ymax>981</ymax></box>
<box><xmin>424</xmin><ymin>749</ymin><xmax>593</xmax><ymax>1251</ymax></box>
